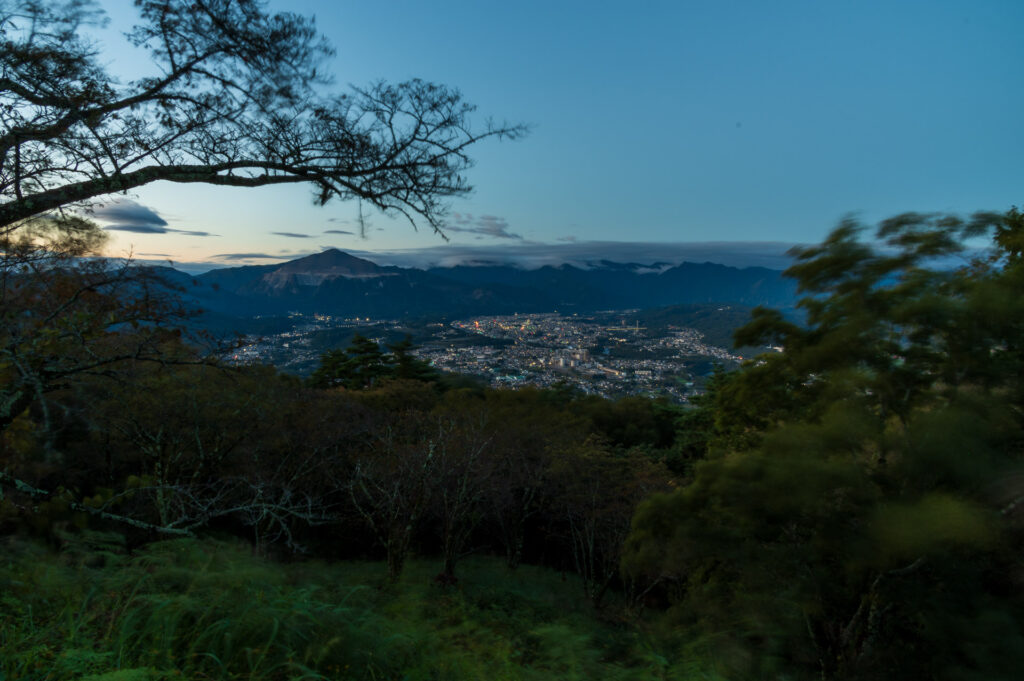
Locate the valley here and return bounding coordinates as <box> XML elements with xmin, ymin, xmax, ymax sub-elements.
<box><xmin>167</xmin><ymin>247</ymin><xmax>790</xmax><ymax>398</ymax></box>
<box><xmin>225</xmin><ymin>306</ymin><xmax>754</xmax><ymax>401</ymax></box>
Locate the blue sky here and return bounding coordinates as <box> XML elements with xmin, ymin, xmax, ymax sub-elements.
<box><xmin>91</xmin><ymin>0</ymin><xmax>1024</xmax><ymax>271</ymax></box>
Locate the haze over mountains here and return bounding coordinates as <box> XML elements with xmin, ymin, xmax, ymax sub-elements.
<box><xmin>160</xmin><ymin>248</ymin><xmax>797</xmax><ymax>321</ymax></box>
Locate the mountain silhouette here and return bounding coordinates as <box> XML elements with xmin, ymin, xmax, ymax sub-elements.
<box><xmin>158</xmin><ymin>249</ymin><xmax>797</xmax><ymax>322</ymax></box>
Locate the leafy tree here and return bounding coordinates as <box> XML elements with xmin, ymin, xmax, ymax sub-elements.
<box><xmin>0</xmin><ymin>0</ymin><xmax>523</xmax><ymax>232</ymax></box>
<box><xmin>0</xmin><ymin>215</ymin><xmax>198</xmax><ymax>535</ymax></box>
<box><xmin>0</xmin><ymin>216</ymin><xmax>188</xmax><ymax>436</ymax></box>
<box><xmin>551</xmin><ymin>436</ymin><xmax>669</xmax><ymax>608</ymax></box>
<box><xmin>624</xmin><ymin>208</ymin><xmax>1024</xmax><ymax>680</ymax></box>
<box><xmin>580</xmin><ymin>395</ymin><xmax>679</xmax><ymax>451</ymax></box>
<box><xmin>67</xmin><ymin>364</ymin><xmax>344</xmax><ymax>549</ymax></box>
<box><xmin>668</xmin><ymin>366</ymin><xmax>725</xmax><ymax>473</ymax></box>
<box><xmin>428</xmin><ymin>394</ymin><xmax>494</xmax><ymax>579</ymax></box>
<box><xmin>346</xmin><ymin>408</ymin><xmax>439</xmax><ymax>581</ymax></box>
<box><xmin>96</xmin><ymin>365</ymin><xmax>256</xmax><ymax>527</ymax></box>
<box><xmin>482</xmin><ymin>388</ymin><xmax>587</xmax><ymax>569</ymax></box>
<box><xmin>730</xmin><ymin>210</ymin><xmax>1019</xmax><ymax>424</ymax></box>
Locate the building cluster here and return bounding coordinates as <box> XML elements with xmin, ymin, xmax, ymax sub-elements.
<box><xmin>655</xmin><ymin>328</ymin><xmax>740</xmax><ymax>362</ymax></box>
<box><xmin>418</xmin><ymin>313</ymin><xmax>741</xmax><ymax>400</ymax></box>
<box><xmin>224</xmin><ymin>311</ymin><xmax>742</xmax><ymax>401</ymax></box>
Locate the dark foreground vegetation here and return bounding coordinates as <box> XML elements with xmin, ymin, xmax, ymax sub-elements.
<box><xmin>2</xmin><ymin>536</ymin><xmax>709</xmax><ymax>681</ymax></box>
<box><xmin>4</xmin><ymin>206</ymin><xmax>1024</xmax><ymax>680</ymax></box>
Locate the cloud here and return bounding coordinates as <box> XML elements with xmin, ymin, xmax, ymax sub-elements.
<box><xmin>212</xmin><ymin>252</ymin><xmax>292</xmax><ymax>261</ymax></box>
<box><xmin>271</xmin><ymin>231</ymin><xmax>313</xmax><ymax>238</ymax></box>
<box><xmin>104</xmin><ymin>224</ymin><xmax>215</xmax><ymax>236</ymax></box>
<box><xmin>443</xmin><ymin>213</ymin><xmax>522</xmax><ymax>240</ymax></box>
<box><xmin>103</xmin><ymin>224</ymin><xmax>171</xmax><ymax>234</ymax></box>
<box><xmin>344</xmin><ymin>240</ymin><xmax>801</xmax><ymax>271</ymax></box>
<box><xmin>151</xmin><ymin>242</ymin><xmax>802</xmax><ymax>277</ymax></box>
<box><xmin>93</xmin><ymin>200</ymin><xmax>167</xmax><ymax>228</ymax></box>
<box><xmin>210</xmin><ymin>248</ymin><xmax>323</xmax><ymax>264</ymax></box>
<box><xmin>324</xmin><ymin>229</ymin><xmax>355</xmax><ymax>235</ymax></box>
<box><xmin>127</xmin><ymin>258</ymin><xmax>229</xmax><ymax>275</ymax></box>
<box><xmin>94</xmin><ymin>200</ymin><xmax>215</xmax><ymax>236</ymax></box>
<box><xmin>557</xmin><ymin>236</ymin><xmax>578</xmax><ymax>243</ymax></box>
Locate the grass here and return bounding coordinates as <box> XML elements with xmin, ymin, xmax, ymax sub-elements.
<box><xmin>0</xmin><ymin>533</ymin><xmax>725</xmax><ymax>680</ymax></box>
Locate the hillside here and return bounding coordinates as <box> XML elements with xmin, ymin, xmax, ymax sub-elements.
<box><xmin>155</xmin><ymin>249</ymin><xmax>798</xmax><ymax>321</ymax></box>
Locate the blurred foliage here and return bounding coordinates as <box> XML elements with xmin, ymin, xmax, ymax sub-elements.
<box><xmin>625</xmin><ymin>207</ymin><xmax>1024</xmax><ymax>680</ymax></box>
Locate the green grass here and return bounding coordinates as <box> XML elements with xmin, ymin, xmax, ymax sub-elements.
<box><xmin>0</xmin><ymin>534</ymin><xmax>724</xmax><ymax>680</ymax></box>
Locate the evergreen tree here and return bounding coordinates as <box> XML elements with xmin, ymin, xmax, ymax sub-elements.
<box><xmin>388</xmin><ymin>335</ymin><xmax>440</xmax><ymax>384</ymax></box>
<box><xmin>309</xmin><ymin>333</ymin><xmax>391</xmax><ymax>389</ymax></box>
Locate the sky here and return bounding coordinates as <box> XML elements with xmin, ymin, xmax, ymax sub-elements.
<box><xmin>89</xmin><ymin>0</ymin><xmax>1024</xmax><ymax>273</ymax></box>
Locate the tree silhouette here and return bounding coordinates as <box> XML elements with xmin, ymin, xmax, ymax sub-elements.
<box><xmin>0</xmin><ymin>0</ymin><xmax>524</xmax><ymax>233</ymax></box>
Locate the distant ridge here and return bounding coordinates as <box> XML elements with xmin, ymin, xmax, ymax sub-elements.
<box><xmin>163</xmin><ymin>249</ymin><xmax>797</xmax><ymax>321</ymax></box>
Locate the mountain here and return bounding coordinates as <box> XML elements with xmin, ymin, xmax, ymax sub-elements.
<box><xmin>180</xmin><ymin>249</ymin><xmax>554</xmax><ymax>319</ymax></box>
<box><xmin>155</xmin><ymin>249</ymin><xmax>797</xmax><ymax>322</ymax></box>
<box><xmin>425</xmin><ymin>260</ymin><xmax>795</xmax><ymax>310</ymax></box>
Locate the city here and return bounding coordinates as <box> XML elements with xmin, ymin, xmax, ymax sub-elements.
<box><xmin>226</xmin><ymin>309</ymin><xmax>747</xmax><ymax>401</ymax></box>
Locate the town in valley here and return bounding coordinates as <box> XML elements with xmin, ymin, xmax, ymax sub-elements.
<box><xmin>227</xmin><ymin>308</ymin><xmax>752</xmax><ymax>401</ymax></box>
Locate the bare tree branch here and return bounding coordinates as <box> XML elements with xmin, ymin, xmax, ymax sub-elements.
<box><xmin>0</xmin><ymin>0</ymin><xmax>525</xmax><ymax>235</ymax></box>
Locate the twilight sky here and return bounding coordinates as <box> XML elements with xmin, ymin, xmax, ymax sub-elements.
<box><xmin>91</xmin><ymin>0</ymin><xmax>1024</xmax><ymax>273</ymax></box>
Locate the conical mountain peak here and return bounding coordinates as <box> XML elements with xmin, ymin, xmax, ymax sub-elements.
<box><xmin>274</xmin><ymin>249</ymin><xmax>384</xmax><ymax>276</ymax></box>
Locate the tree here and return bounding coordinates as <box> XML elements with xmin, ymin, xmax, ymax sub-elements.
<box><xmin>310</xmin><ymin>334</ymin><xmax>439</xmax><ymax>389</ymax></box>
<box><xmin>0</xmin><ymin>215</ymin><xmax>190</xmax><ymax>437</ymax></box>
<box><xmin>0</xmin><ymin>0</ymin><xmax>524</xmax><ymax>234</ymax></box>
<box><xmin>729</xmin><ymin>211</ymin><xmax>1018</xmax><ymax>425</ymax></box>
<box><xmin>430</xmin><ymin>395</ymin><xmax>493</xmax><ymax>579</ymax></box>
<box><xmin>551</xmin><ymin>436</ymin><xmax>669</xmax><ymax>608</ymax></box>
<box><xmin>309</xmin><ymin>333</ymin><xmax>390</xmax><ymax>389</ymax></box>
<box><xmin>623</xmin><ymin>208</ymin><xmax>1024</xmax><ymax>680</ymax></box>
<box><xmin>482</xmin><ymin>388</ymin><xmax>586</xmax><ymax>570</ymax></box>
<box><xmin>1</xmin><ymin>0</ymin><xmax>520</xmax><ymax>538</ymax></box>
<box><xmin>388</xmin><ymin>335</ymin><xmax>440</xmax><ymax>384</ymax></box>
<box><xmin>346</xmin><ymin>408</ymin><xmax>438</xmax><ymax>581</ymax></box>
<box><xmin>0</xmin><ymin>209</ymin><xmax>220</xmax><ymax>544</ymax></box>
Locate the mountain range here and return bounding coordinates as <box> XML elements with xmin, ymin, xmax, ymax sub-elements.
<box><xmin>154</xmin><ymin>248</ymin><xmax>798</xmax><ymax>322</ymax></box>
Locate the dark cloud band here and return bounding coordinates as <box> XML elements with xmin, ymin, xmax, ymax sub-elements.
<box><xmin>345</xmin><ymin>240</ymin><xmax>800</xmax><ymax>270</ymax></box>
<box><xmin>444</xmin><ymin>213</ymin><xmax>522</xmax><ymax>240</ymax></box>
<box><xmin>94</xmin><ymin>200</ymin><xmax>214</xmax><ymax>236</ymax></box>
<box><xmin>212</xmin><ymin>252</ymin><xmax>292</xmax><ymax>260</ymax></box>
<box><xmin>103</xmin><ymin>224</ymin><xmax>170</xmax><ymax>234</ymax></box>
<box><xmin>103</xmin><ymin>225</ymin><xmax>215</xmax><ymax>236</ymax></box>
<box><xmin>93</xmin><ymin>200</ymin><xmax>167</xmax><ymax>228</ymax></box>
